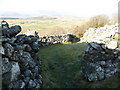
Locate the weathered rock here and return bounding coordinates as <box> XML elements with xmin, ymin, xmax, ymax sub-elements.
<box><xmin>9</xmin><ymin>80</ymin><xmax>25</xmax><ymax>88</ymax></box>
<box><xmin>10</xmin><ymin>62</ymin><xmax>20</xmax><ymax>81</ymax></box>
<box><xmin>24</xmin><ymin>77</ymin><xmax>30</xmax><ymax>85</ymax></box>
<box><xmin>29</xmin><ymin>35</ymin><xmax>38</xmax><ymax>42</ymax></box>
<box><xmin>19</xmin><ymin>51</ymin><xmax>33</xmax><ymax>69</ymax></box>
<box><xmin>0</xmin><ymin>46</ymin><xmax>4</xmax><ymax>54</ymax></box>
<box><xmin>23</xmin><ymin>44</ymin><xmax>32</xmax><ymax>52</ymax></box>
<box><xmin>7</xmin><ymin>37</ymin><xmax>17</xmax><ymax>44</ymax></box>
<box><xmin>2</xmin><ymin>58</ymin><xmax>11</xmax><ymax>74</ymax></box>
<box><xmin>24</xmin><ymin>70</ymin><xmax>32</xmax><ymax>77</ymax></box>
<box><xmin>1</xmin><ymin>29</ymin><xmax>9</xmax><ymax>36</ymax></box>
<box><xmin>1</xmin><ymin>20</ymin><xmax>9</xmax><ymax>29</ymax></box>
<box><xmin>106</xmin><ymin>40</ymin><xmax>118</xmax><ymax>49</ymax></box>
<box><xmin>9</xmin><ymin>25</ymin><xmax>21</xmax><ymax>37</ymax></box>
<box><xmin>3</xmin><ymin>43</ymin><xmax>14</xmax><ymax>57</ymax></box>
<box><xmin>2</xmin><ymin>62</ymin><xmax>20</xmax><ymax>86</ymax></box>
<box><xmin>15</xmin><ymin>34</ymin><xmax>27</xmax><ymax>44</ymax></box>
<box><xmin>89</xmin><ymin>42</ymin><xmax>102</xmax><ymax>50</ymax></box>
<box><xmin>30</xmin><ymin>42</ymin><xmax>40</xmax><ymax>52</ymax></box>
<box><xmin>27</xmin><ymin>79</ymin><xmax>36</xmax><ymax>88</ymax></box>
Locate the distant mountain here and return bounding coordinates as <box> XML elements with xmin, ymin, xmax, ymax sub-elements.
<box><xmin>0</xmin><ymin>12</ymin><xmax>30</xmax><ymax>17</ymax></box>
<box><xmin>0</xmin><ymin>10</ymin><xmax>62</xmax><ymax>17</ymax></box>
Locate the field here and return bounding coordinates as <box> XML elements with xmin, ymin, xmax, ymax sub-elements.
<box><xmin>1</xmin><ymin>16</ymin><xmax>87</xmax><ymax>36</ymax></box>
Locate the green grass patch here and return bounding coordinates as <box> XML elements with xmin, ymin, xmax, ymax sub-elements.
<box><xmin>38</xmin><ymin>43</ymin><xmax>86</xmax><ymax>88</ymax></box>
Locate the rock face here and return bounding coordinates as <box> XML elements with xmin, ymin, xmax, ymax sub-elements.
<box><xmin>1</xmin><ymin>21</ymin><xmax>42</xmax><ymax>89</ymax></box>
<box><xmin>81</xmin><ymin>24</ymin><xmax>120</xmax><ymax>82</ymax></box>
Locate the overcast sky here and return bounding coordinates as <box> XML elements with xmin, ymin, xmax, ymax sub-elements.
<box><xmin>0</xmin><ymin>0</ymin><xmax>119</xmax><ymax>17</ymax></box>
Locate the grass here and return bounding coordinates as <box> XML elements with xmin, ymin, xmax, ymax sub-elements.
<box><xmin>38</xmin><ymin>42</ymin><xmax>120</xmax><ymax>88</ymax></box>
<box><xmin>38</xmin><ymin>43</ymin><xmax>86</xmax><ymax>88</ymax></box>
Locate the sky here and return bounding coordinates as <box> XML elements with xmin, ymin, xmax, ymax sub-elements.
<box><xmin>0</xmin><ymin>0</ymin><xmax>119</xmax><ymax>17</ymax></box>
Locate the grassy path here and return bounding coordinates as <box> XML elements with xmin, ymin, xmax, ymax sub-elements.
<box><xmin>38</xmin><ymin>43</ymin><xmax>86</xmax><ymax>88</ymax></box>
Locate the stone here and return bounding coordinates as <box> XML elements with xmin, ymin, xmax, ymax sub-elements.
<box><xmin>0</xmin><ymin>46</ymin><xmax>4</xmax><ymax>54</ymax></box>
<box><xmin>89</xmin><ymin>42</ymin><xmax>102</xmax><ymax>50</ymax></box>
<box><xmin>23</xmin><ymin>44</ymin><xmax>32</xmax><ymax>52</ymax></box>
<box><xmin>98</xmin><ymin>61</ymin><xmax>106</xmax><ymax>66</ymax></box>
<box><xmin>10</xmin><ymin>51</ymin><xmax>21</xmax><ymax>61</ymax></box>
<box><xmin>3</xmin><ymin>43</ymin><xmax>14</xmax><ymax>57</ymax></box>
<box><xmin>1</xmin><ymin>20</ymin><xmax>9</xmax><ymax>29</ymax></box>
<box><xmin>36</xmin><ymin>84</ymin><xmax>41</xmax><ymax>88</ymax></box>
<box><xmin>10</xmin><ymin>62</ymin><xmax>21</xmax><ymax>81</ymax></box>
<box><xmin>7</xmin><ymin>37</ymin><xmax>17</xmax><ymax>44</ymax></box>
<box><xmin>2</xmin><ymin>58</ymin><xmax>11</xmax><ymax>74</ymax></box>
<box><xmin>12</xmin><ymin>80</ymin><xmax>25</xmax><ymax>88</ymax></box>
<box><xmin>15</xmin><ymin>34</ymin><xmax>27</xmax><ymax>44</ymax></box>
<box><xmin>106</xmin><ymin>40</ymin><xmax>118</xmax><ymax>49</ymax></box>
<box><xmin>2</xmin><ymin>62</ymin><xmax>20</xmax><ymax>87</ymax></box>
<box><xmin>9</xmin><ymin>25</ymin><xmax>21</xmax><ymax>37</ymax></box>
<box><xmin>27</xmin><ymin>79</ymin><xmax>36</xmax><ymax>88</ymax></box>
<box><xmin>20</xmin><ymin>51</ymin><xmax>33</xmax><ymax>64</ymax></box>
<box><xmin>24</xmin><ymin>77</ymin><xmax>30</xmax><ymax>85</ymax></box>
<box><xmin>24</xmin><ymin>37</ymin><xmax>33</xmax><ymax>44</ymax></box>
<box><xmin>31</xmin><ymin>66</ymin><xmax>39</xmax><ymax>73</ymax></box>
<box><xmin>35</xmin><ymin>78</ymin><xmax>42</xmax><ymax>84</ymax></box>
<box><xmin>113</xmin><ymin>33</ymin><xmax>120</xmax><ymax>40</ymax></box>
<box><xmin>118</xmin><ymin>56</ymin><xmax>120</xmax><ymax>60</ymax></box>
<box><xmin>97</xmin><ymin>71</ymin><xmax>104</xmax><ymax>80</ymax></box>
<box><xmin>20</xmin><ymin>82</ymin><xmax>25</xmax><ymax>89</ymax></box>
<box><xmin>30</xmin><ymin>42</ymin><xmax>40</xmax><ymax>52</ymax></box>
<box><xmin>1</xmin><ymin>28</ymin><xmax>9</xmax><ymax>36</ymax></box>
<box><xmin>29</xmin><ymin>60</ymin><xmax>36</xmax><ymax>68</ymax></box>
<box><xmin>13</xmin><ymin>44</ymin><xmax>24</xmax><ymax>51</ymax></box>
<box><xmin>0</xmin><ymin>36</ymin><xmax>10</xmax><ymax>42</ymax></box>
<box><xmin>87</xmin><ymin>73</ymin><xmax>98</xmax><ymax>82</ymax></box>
<box><xmin>24</xmin><ymin>70</ymin><xmax>32</xmax><ymax>77</ymax></box>
<box><xmin>29</xmin><ymin>35</ymin><xmax>38</xmax><ymax>42</ymax></box>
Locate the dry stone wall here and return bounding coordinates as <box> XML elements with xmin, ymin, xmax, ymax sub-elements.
<box><xmin>81</xmin><ymin>24</ymin><xmax>120</xmax><ymax>82</ymax></box>
<box><xmin>1</xmin><ymin>21</ymin><xmax>42</xmax><ymax>89</ymax></box>
<box><xmin>38</xmin><ymin>34</ymin><xmax>80</xmax><ymax>46</ymax></box>
<box><xmin>24</xmin><ymin>30</ymin><xmax>80</xmax><ymax>46</ymax></box>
